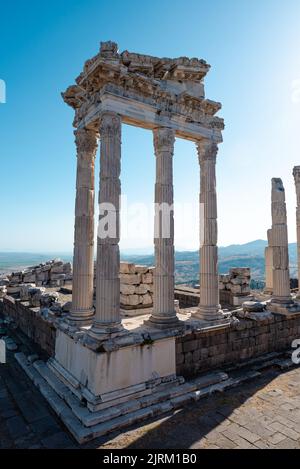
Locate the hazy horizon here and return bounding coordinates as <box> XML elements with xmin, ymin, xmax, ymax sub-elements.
<box><xmin>0</xmin><ymin>238</ymin><xmax>291</xmax><ymax>255</ymax></box>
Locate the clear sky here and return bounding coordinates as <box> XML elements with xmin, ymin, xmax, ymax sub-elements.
<box><xmin>0</xmin><ymin>0</ymin><xmax>300</xmax><ymax>253</ymax></box>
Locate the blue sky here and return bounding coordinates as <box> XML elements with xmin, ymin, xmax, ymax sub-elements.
<box><xmin>0</xmin><ymin>0</ymin><xmax>300</xmax><ymax>252</ymax></box>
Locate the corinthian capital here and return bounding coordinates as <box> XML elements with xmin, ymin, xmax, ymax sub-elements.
<box><xmin>74</xmin><ymin>128</ymin><xmax>98</xmax><ymax>156</ymax></box>
<box><xmin>100</xmin><ymin>112</ymin><xmax>121</xmax><ymax>139</ymax></box>
<box><xmin>153</xmin><ymin>127</ymin><xmax>175</xmax><ymax>154</ymax></box>
<box><xmin>197</xmin><ymin>140</ymin><xmax>218</xmax><ymax>164</ymax></box>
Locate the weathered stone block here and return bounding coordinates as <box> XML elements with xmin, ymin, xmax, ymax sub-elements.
<box><xmin>183</xmin><ymin>340</ymin><xmax>198</xmax><ymax>353</ymax></box>
<box><xmin>120</xmin><ymin>284</ymin><xmax>135</xmax><ymax>295</ymax></box>
<box><xmin>142</xmin><ymin>273</ymin><xmax>153</xmax><ymax>284</ymax></box>
<box><xmin>119</xmin><ymin>273</ymin><xmax>141</xmax><ymax>285</ymax></box>
<box><xmin>119</xmin><ymin>262</ymin><xmax>136</xmax><ymax>274</ymax></box>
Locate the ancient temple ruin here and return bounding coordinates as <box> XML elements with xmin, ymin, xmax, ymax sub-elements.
<box><xmin>62</xmin><ymin>40</ymin><xmax>226</xmax><ymax>331</ymax></box>
<box><xmin>2</xmin><ymin>41</ymin><xmax>300</xmax><ymax>444</ymax></box>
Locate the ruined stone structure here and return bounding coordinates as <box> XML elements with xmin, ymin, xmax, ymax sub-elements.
<box><xmin>4</xmin><ymin>260</ymin><xmax>72</xmax><ymax>291</ymax></box>
<box><xmin>293</xmin><ymin>166</ymin><xmax>300</xmax><ymax>298</ymax></box>
<box><xmin>62</xmin><ymin>40</ymin><xmax>226</xmax><ymax>328</ymax></box>
<box><xmin>5</xmin><ymin>41</ymin><xmax>300</xmax><ymax>444</ymax></box>
<box><xmin>21</xmin><ymin>40</ymin><xmax>228</xmax><ymax>441</ymax></box>
<box><xmin>267</xmin><ymin>178</ymin><xmax>300</xmax><ymax>315</ymax></box>
<box><xmin>219</xmin><ymin>268</ymin><xmax>253</xmax><ymax>306</ymax></box>
<box><xmin>119</xmin><ymin>262</ymin><xmax>154</xmax><ymax>310</ymax></box>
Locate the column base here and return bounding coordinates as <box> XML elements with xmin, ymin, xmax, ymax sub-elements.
<box><xmin>144</xmin><ymin>313</ymin><xmax>183</xmax><ymax>331</ymax></box>
<box><xmin>193</xmin><ymin>304</ymin><xmax>225</xmax><ymax>322</ymax></box>
<box><xmin>65</xmin><ymin>308</ymin><xmax>95</xmax><ymax>328</ymax></box>
<box><xmin>87</xmin><ymin>320</ymin><xmax>126</xmax><ymax>341</ymax></box>
<box><xmin>270</xmin><ymin>296</ymin><xmax>294</xmax><ymax>306</ymax></box>
<box><xmin>267</xmin><ymin>299</ymin><xmax>300</xmax><ymax>317</ymax></box>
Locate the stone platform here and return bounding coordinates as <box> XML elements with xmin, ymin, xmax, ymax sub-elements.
<box><xmin>15</xmin><ymin>348</ymin><xmax>295</xmax><ymax>444</ymax></box>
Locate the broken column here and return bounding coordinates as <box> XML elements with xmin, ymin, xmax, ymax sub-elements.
<box><xmin>268</xmin><ymin>178</ymin><xmax>293</xmax><ymax>309</ymax></box>
<box><xmin>293</xmin><ymin>166</ymin><xmax>300</xmax><ymax>297</ymax></box>
<box><xmin>264</xmin><ymin>229</ymin><xmax>273</xmax><ymax>294</ymax></box>
<box><xmin>70</xmin><ymin>129</ymin><xmax>98</xmax><ymax>324</ymax></box>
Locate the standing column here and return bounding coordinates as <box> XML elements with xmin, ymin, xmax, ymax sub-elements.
<box><xmin>194</xmin><ymin>140</ymin><xmax>223</xmax><ymax>321</ymax></box>
<box><xmin>293</xmin><ymin>166</ymin><xmax>300</xmax><ymax>297</ymax></box>
<box><xmin>70</xmin><ymin>128</ymin><xmax>98</xmax><ymax>324</ymax></box>
<box><xmin>147</xmin><ymin>128</ymin><xmax>180</xmax><ymax>329</ymax></box>
<box><xmin>264</xmin><ymin>229</ymin><xmax>273</xmax><ymax>294</ymax></box>
<box><xmin>89</xmin><ymin>112</ymin><xmax>123</xmax><ymax>338</ymax></box>
<box><xmin>270</xmin><ymin>178</ymin><xmax>292</xmax><ymax>305</ymax></box>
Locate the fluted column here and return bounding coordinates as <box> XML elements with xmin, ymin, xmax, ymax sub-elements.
<box><xmin>293</xmin><ymin>166</ymin><xmax>300</xmax><ymax>297</ymax></box>
<box><xmin>89</xmin><ymin>112</ymin><xmax>123</xmax><ymax>337</ymax></box>
<box><xmin>147</xmin><ymin>128</ymin><xmax>180</xmax><ymax>329</ymax></box>
<box><xmin>270</xmin><ymin>178</ymin><xmax>292</xmax><ymax>305</ymax></box>
<box><xmin>264</xmin><ymin>229</ymin><xmax>273</xmax><ymax>294</ymax></box>
<box><xmin>70</xmin><ymin>128</ymin><xmax>98</xmax><ymax>324</ymax></box>
<box><xmin>194</xmin><ymin>140</ymin><xmax>223</xmax><ymax>321</ymax></box>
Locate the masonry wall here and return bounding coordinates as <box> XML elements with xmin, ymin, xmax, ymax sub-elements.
<box><xmin>0</xmin><ymin>296</ymin><xmax>56</xmax><ymax>357</ymax></box>
<box><xmin>176</xmin><ymin>314</ymin><xmax>300</xmax><ymax>378</ymax></box>
<box><xmin>174</xmin><ymin>286</ymin><xmax>199</xmax><ymax>308</ymax></box>
<box><xmin>118</xmin><ymin>262</ymin><xmax>154</xmax><ymax>310</ymax></box>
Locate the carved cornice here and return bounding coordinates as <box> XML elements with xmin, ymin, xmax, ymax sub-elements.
<box><xmin>197</xmin><ymin>140</ymin><xmax>218</xmax><ymax>164</ymax></box>
<box><xmin>153</xmin><ymin>128</ymin><xmax>175</xmax><ymax>154</ymax></box>
<box><xmin>99</xmin><ymin>112</ymin><xmax>121</xmax><ymax>139</ymax></box>
<box><xmin>62</xmin><ymin>41</ymin><xmax>224</xmax><ymax>135</ymax></box>
<box><xmin>74</xmin><ymin>129</ymin><xmax>98</xmax><ymax>156</ymax></box>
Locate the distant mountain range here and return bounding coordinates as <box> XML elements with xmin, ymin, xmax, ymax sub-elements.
<box><xmin>122</xmin><ymin>240</ymin><xmax>298</xmax><ymax>285</ymax></box>
<box><xmin>0</xmin><ymin>240</ymin><xmax>298</xmax><ymax>286</ymax></box>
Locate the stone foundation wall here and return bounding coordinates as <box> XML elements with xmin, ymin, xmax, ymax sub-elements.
<box><xmin>176</xmin><ymin>314</ymin><xmax>300</xmax><ymax>378</ymax></box>
<box><xmin>0</xmin><ymin>296</ymin><xmax>56</xmax><ymax>357</ymax></box>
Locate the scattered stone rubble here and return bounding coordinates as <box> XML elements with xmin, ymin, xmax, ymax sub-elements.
<box><xmin>2</xmin><ymin>259</ymin><xmax>72</xmax><ymax>294</ymax></box>
<box><xmin>0</xmin><ymin>259</ymin><xmax>155</xmax><ymax>313</ymax></box>
<box><xmin>219</xmin><ymin>268</ymin><xmax>253</xmax><ymax>306</ymax></box>
<box><xmin>2</xmin><ymin>260</ymin><xmax>258</xmax><ymax>313</ymax></box>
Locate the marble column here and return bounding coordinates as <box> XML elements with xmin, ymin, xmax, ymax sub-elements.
<box><xmin>194</xmin><ymin>140</ymin><xmax>223</xmax><ymax>321</ymax></box>
<box><xmin>89</xmin><ymin>112</ymin><xmax>123</xmax><ymax>337</ymax></box>
<box><xmin>293</xmin><ymin>166</ymin><xmax>300</xmax><ymax>297</ymax></box>
<box><xmin>264</xmin><ymin>229</ymin><xmax>273</xmax><ymax>294</ymax></box>
<box><xmin>270</xmin><ymin>178</ymin><xmax>292</xmax><ymax>305</ymax></box>
<box><xmin>147</xmin><ymin>128</ymin><xmax>180</xmax><ymax>329</ymax></box>
<box><xmin>70</xmin><ymin>128</ymin><xmax>98</xmax><ymax>324</ymax></box>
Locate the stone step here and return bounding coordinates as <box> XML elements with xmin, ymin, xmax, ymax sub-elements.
<box><xmin>14</xmin><ymin>352</ymin><xmax>232</xmax><ymax>443</ymax></box>
<box><xmin>15</xmin><ymin>351</ymin><xmax>279</xmax><ymax>444</ymax></box>
<box><xmin>31</xmin><ymin>357</ymin><xmax>227</xmax><ymax>428</ymax></box>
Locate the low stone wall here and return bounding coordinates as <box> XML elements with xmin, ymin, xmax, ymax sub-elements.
<box><xmin>0</xmin><ymin>296</ymin><xmax>56</xmax><ymax>357</ymax></box>
<box><xmin>174</xmin><ymin>286</ymin><xmax>199</xmax><ymax>308</ymax></box>
<box><xmin>119</xmin><ymin>262</ymin><xmax>154</xmax><ymax>309</ymax></box>
<box><xmin>176</xmin><ymin>314</ymin><xmax>300</xmax><ymax>378</ymax></box>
